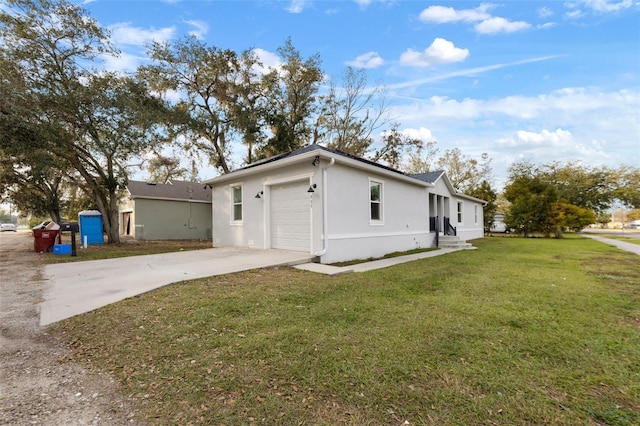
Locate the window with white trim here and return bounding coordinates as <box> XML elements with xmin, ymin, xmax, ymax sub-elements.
<box><xmin>474</xmin><ymin>205</ymin><xmax>479</xmax><ymax>224</ymax></box>
<box><xmin>231</xmin><ymin>185</ymin><xmax>243</xmax><ymax>222</ymax></box>
<box><xmin>457</xmin><ymin>201</ymin><xmax>463</xmax><ymax>223</ymax></box>
<box><xmin>370</xmin><ymin>180</ymin><xmax>383</xmax><ymax>222</ymax></box>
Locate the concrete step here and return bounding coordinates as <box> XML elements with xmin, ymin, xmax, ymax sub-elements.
<box><xmin>438</xmin><ymin>236</ymin><xmax>477</xmax><ymax>250</ymax></box>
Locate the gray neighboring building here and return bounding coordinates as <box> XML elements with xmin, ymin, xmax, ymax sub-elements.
<box><xmin>119</xmin><ymin>180</ymin><xmax>212</xmax><ymax>241</ymax></box>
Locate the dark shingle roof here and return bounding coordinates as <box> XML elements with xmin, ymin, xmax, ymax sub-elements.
<box><xmin>234</xmin><ymin>144</ymin><xmax>407</xmax><ymax>177</ymax></box>
<box><xmin>409</xmin><ymin>171</ymin><xmax>446</xmax><ymax>184</ymax></box>
<box><xmin>126</xmin><ymin>180</ymin><xmax>211</xmax><ymax>202</ymax></box>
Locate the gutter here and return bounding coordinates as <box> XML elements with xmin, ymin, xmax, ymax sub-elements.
<box><xmin>314</xmin><ymin>157</ymin><xmax>335</xmax><ymax>257</ymax></box>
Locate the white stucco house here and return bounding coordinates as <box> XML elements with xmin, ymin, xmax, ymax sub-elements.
<box><xmin>204</xmin><ymin>145</ymin><xmax>486</xmax><ymax>264</ymax></box>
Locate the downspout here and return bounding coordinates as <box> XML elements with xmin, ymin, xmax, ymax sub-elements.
<box><xmin>314</xmin><ymin>157</ymin><xmax>335</xmax><ymax>257</ymax></box>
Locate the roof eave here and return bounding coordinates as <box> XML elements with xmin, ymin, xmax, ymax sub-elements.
<box><xmin>130</xmin><ymin>195</ymin><xmax>211</xmax><ymax>203</ymax></box>
<box><xmin>455</xmin><ymin>192</ymin><xmax>488</xmax><ymax>205</ymax></box>
<box><xmin>205</xmin><ymin>148</ymin><xmax>434</xmax><ymax>188</ymax></box>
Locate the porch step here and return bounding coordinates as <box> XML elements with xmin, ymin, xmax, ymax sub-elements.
<box><xmin>438</xmin><ymin>235</ymin><xmax>477</xmax><ymax>250</ymax></box>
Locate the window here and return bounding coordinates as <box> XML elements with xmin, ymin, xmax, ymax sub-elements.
<box><xmin>457</xmin><ymin>201</ymin><xmax>463</xmax><ymax>223</ymax></box>
<box><xmin>232</xmin><ymin>185</ymin><xmax>243</xmax><ymax>222</ymax></box>
<box><xmin>370</xmin><ymin>181</ymin><xmax>382</xmax><ymax>221</ymax></box>
<box><xmin>474</xmin><ymin>205</ymin><xmax>479</xmax><ymax>224</ymax></box>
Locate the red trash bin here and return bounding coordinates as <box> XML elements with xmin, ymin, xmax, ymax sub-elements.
<box><xmin>33</xmin><ymin>229</ymin><xmax>60</xmax><ymax>252</ymax></box>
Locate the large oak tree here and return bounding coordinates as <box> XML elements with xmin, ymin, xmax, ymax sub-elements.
<box><xmin>140</xmin><ymin>37</ymin><xmax>263</xmax><ymax>174</ymax></box>
<box><xmin>1</xmin><ymin>0</ymin><xmax>168</xmax><ymax>243</ymax></box>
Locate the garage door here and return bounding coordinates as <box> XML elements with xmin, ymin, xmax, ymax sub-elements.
<box><xmin>270</xmin><ymin>181</ymin><xmax>311</xmax><ymax>252</ymax></box>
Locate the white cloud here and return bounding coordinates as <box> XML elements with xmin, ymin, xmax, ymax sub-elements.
<box><xmin>475</xmin><ymin>17</ymin><xmax>531</xmax><ymax>34</ymax></box>
<box><xmin>402</xmin><ymin>127</ymin><xmax>435</xmax><ymax>142</ymax></box>
<box><xmin>388</xmin><ymin>55</ymin><xmax>560</xmax><ymax>91</ymax></box>
<box><xmin>253</xmin><ymin>48</ymin><xmax>280</xmax><ymax>68</ymax></box>
<box><xmin>354</xmin><ymin>0</ymin><xmax>373</xmax><ymax>8</ymax></box>
<box><xmin>100</xmin><ymin>51</ymin><xmax>147</xmax><ymax>73</ymax></box>
<box><xmin>418</xmin><ymin>3</ymin><xmax>531</xmax><ymax>35</ymax></box>
<box><xmin>346</xmin><ymin>51</ymin><xmax>384</xmax><ymax>69</ymax></box>
<box><xmin>565</xmin><ymin>9</ymin><xmax>585</xmax><ymax>19</ymax></box>
<box><xmin>251</xmin><ymin>48</ymin><xmax>282</xmax><ymax>74</ymax></box>
<box><xmin>497</xmin><ymin>128</ymin><xmax>611</xmax><ymax>161</ymax></box>
<box><xmin>184</xmin><ymin>20</ymin><xmax>208</xmax><ymax>39</ymax></box>
<box><xmin>108</xmin><ymin>22</ymin><xmax>175</xmax><ymax>46</ymax></box>
<box><xmin>388</xmin><ymin>87</ymin><xmax>638</xmax><ymax>182</ymax></box>
<box><xmin>152</xmin><ymin>88</ymin><xmax>182</xmax><ymax>103</ymax></box>
<box><xmin>286</xmin><ymin>0</ymin><xmax>309</xmax><ymax>13</ymax></box>
<box><xmin>399</xmin><ymin>38</ymin><xmax>469</xmax><ymax>67</ymax></box>
<box><xmin>538</xmin><ymin>7</ymin><xmax>554</xmax><ymax>18</ymax></box>
<box><xmin>578</xmin><ymin>0</ymin><xmax>635</xmax><ymax>13</ymax></box>
<box><xmin>514</xmin><ymin>128</ymin><xmax>574</xmax><ymax>145</ymax></box>
<box><xmin>564</xmin><ymin>0</ymin><xmax>634</xmax><ymax>19</ymax></box>
<box><xmin>538</xmin><ymin>22</ymin><xmax>557</xmax><ymax>29</ymax></box>
<box><xmin>419</xmin><ymin>4</ymin><xmax>493</xmax><ymax>23</ymax></box>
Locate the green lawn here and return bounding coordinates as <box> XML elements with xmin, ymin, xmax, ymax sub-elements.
<box><xmin>55</xmin><ymin>237</ymin><xmax>640</xmax><ymax>425</ymax></box>
<box><xmin>45</xmin><ymin>236</ymin><xmax>212</xmax><ymax>263</ymax></box>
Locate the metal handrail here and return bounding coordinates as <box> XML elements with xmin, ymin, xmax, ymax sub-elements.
<box><xmin>444</xmin><ymin>216</ymin><xmax>457</xmax><ymax>236</ymax></box>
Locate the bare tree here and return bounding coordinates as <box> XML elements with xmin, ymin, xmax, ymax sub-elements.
<box><xmin>314</xmin><ymin>67</ymin><xmax>392</xmax><ymax>157</ymax></box>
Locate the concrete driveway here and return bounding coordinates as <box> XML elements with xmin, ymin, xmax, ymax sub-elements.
<box><xmin>39</xmin><ymin>247</ymin><xmax>314</xmax><ymax>326</ymax></box>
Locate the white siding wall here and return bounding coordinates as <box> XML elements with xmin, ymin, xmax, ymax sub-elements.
<box><xmin>453</xmin><ymin>196</ymin><xmax>485</xmax><ymax>241</ymax></box>
<box><xmin>212</xmin><ymin>161</ymin><xmax>323</xmax><ymax>253</ymax></box>
<box><xmin>321</xmin><ymin>164</ymin><xmax>432</xmax><ymax>264</ymax></box>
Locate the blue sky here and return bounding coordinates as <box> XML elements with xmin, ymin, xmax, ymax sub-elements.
<box><xmin>80</xmin><ymin>0</ymin><xmax>639</xmax><ymax>187</ymax></box>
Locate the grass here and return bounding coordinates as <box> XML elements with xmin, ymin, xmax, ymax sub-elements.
<box><xmin>44</xmin><ymin>234</ymin><xmax>212</xmax><ymax>263</ymax></box>
<box><xmin>594</xmin><ymin>235</ymin><xmax>640</xmax><ymax>246</ymax></box>
<box><xmin>54</xmin><ymin>237</ymin><xmax>640</xmax><ymax>425</ymax></box>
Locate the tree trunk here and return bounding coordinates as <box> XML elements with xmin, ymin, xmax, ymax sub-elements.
<box><xmin>48</xmin><ymin>209</ymin><xmax>61</xmax><ymax>225</ymax></box>
<box><xmin>90</xmin><ymin>187</ymin><xmax>120</xmax><ymax>244</ymax></box>
<box><xmin>104</xmin><ymin>208</ymin><xmax>120</xmax><ymax>244</ymax></box>
<box><xmin>102</xmin><ymin>190</ymin><xmax>120</xmax><ymax>244</ymax></box>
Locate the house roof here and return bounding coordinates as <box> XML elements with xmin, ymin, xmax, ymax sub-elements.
<box><xmin>412</xmin><ymin>171</ymin><xmax>487</xmax><ymax>205</ymax></box>
<box><xmin>126</xmin><ymin>180</ymin><xmax>211</xmax><ymax>203</ymax></box>
<box><xmin>409</xmin><ymin>171</ymin><xmax>446</xmax><ymax>184</ymax></box>
<box><xmin>240</xmin><ymin>144</ymin><xmax>407</xmax><ymax>177</ymax></box>
<box><xmin>204</xmin><ymin>144</ymin><xmax>489</xmax><ymax>204</ymax></box>
<box><xmin>204</xmin><ymin>144</ymin><xmax>433</xmax><ymax>188</ymax></box>
<box><xmin>412</xmin><ymin>170</ymin><xmax>456</xmax><ymax>194</ymax></box>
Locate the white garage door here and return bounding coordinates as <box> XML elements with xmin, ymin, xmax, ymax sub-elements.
<box><xmin>270</xmin><ymin>181</ymin><xmax>311</xmax><ymax>252</ymax></box>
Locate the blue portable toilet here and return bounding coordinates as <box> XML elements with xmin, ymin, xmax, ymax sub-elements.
<box><xmin>78</xmin><ymin>210</ymin><xmax>104</xmax><ymax>245</ymax></box>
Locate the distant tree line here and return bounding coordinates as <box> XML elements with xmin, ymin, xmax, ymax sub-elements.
<box><xmin>502</xmin><ymin>162</ymin><xmax>639</xmax><ymax>237</ymax></box>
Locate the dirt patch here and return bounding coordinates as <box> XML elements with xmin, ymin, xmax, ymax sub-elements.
<box><xmin>0</xmin><ymin>232</ymin><xmax>141</xmax><ymax>425</ymax></box>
